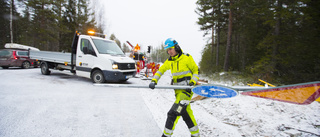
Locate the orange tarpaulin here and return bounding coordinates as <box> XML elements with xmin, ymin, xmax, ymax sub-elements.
<box><xmin>242</xmin><ymin>82</ymin><xmax>320</xmax><ymax>105</ymax></box>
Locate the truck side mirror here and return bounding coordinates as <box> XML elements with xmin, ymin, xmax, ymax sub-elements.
<box><xmin>83</xmin><ymin>47</ymin><xmax>88</xmax><ymax>54</ymax></box>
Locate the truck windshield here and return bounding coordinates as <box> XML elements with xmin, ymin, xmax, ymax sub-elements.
<box><xmin>92</xmin><ymin>39</ymin><xmax>124</xmax><ymax>55</ymax></box>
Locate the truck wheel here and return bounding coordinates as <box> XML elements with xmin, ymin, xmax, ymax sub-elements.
<box><xmin>22</xmin><ymin>61</ymin><xmax>31</xmax><ymax>69</ymax></box>
<box><xmin>41</xmin><ymin>62</ymin><xmax>51</xmax><ymax>75</ymax></box>
<box><xmin>92</xmin><ymin>70</ymin><xmax>105</xmax><ymax>83</ymax></box>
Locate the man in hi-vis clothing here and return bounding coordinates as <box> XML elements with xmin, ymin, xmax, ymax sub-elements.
<box><xmin>149</xmin><ymin>38</ymin><xmax>200</xmax><ymax>137</ymax></box>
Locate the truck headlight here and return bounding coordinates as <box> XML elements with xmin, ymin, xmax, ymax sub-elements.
<box><xmin>112</xmin><ymin>64</ymin><xmax>118</xmax><ymax>69</ymax></box>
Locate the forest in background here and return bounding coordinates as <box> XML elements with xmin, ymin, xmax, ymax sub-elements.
<box><xmin>0</xmin><ymin>0</ymin><xmax>103</xmax><ymax>52</ymax></box>
<box><xmin>1</xmin><ymin>0</ymin><xmax>319</xmax><ymax>85</ymax></box>
<box><xmin>195</xmin><ymin>0</ymin><xmax>320</xmax><ymax>84</ymax></box>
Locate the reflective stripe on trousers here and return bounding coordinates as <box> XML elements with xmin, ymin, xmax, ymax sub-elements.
<box><xmin>163</xmin><ymin>127</ymin><xmax>173</xmax><ymax>137</ymax></box>
<box><xmin>190</xmin><ymin>125</ymin><xmax>200</xmax><ymax>137</ymax></box>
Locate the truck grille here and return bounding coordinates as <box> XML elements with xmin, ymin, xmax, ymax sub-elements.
<box><xmin>118</xmin><ymin>63</ymin><xmax>135</xmax><ymax>70</ymax></box>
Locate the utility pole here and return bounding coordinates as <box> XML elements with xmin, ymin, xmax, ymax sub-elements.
<box><xmin>10</xmin><ymin>0</ymin><xmax>13</xmax><ymax>43</ymax></box>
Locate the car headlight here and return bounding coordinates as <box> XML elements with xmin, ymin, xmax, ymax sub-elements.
<box><xmin>112</xmin><ymin>64</ymin><xmax>118</xmax><ymax>69</ymax></box>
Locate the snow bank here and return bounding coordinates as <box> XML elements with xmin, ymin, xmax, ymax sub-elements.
<box><xmin>138</xmin><ymin>71</ymin><xmax>320</xmax><ymax>137</ymax></box>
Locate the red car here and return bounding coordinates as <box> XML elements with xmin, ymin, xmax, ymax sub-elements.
<box><xmin>0</xmin><ymin>49</ymin><xmax>38</xmax><ymax>69</ymax></box>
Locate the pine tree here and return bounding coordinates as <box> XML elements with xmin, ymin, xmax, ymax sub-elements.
<box><xmin>122</xmin><ymin>43</ymin><xmax>130</xmax><ymax>53</ymax></box>
<box><xmin>196</xmin><ymin>0</ymin><xmax>320</xmax><ymax>84</ymax></box>
<box><xmin>109</xmin><ymin>34</ymin><xmax>121</xmax><ymax>48</ymax></box>
<box><xmin>52</xmin><ymin>0</ymin><xmax>67</xmax><ymax>51</ymax></box>
<box><xmin>196</xmin><ymin>0</ymin><xmax>229</xmax><ymax>72</ymax></box>
<box><xmin>26</xmin><ymin>0</ymin><xmax>58</xmax><ymax>50</ymax></box>
<box><xmin>223</xmin><ymin>0</ymin><xmax>233</xmax><ymax>71</ymax></box>
<box><xmin>0</xmin><ymin>0</ymin><xmax>11</xmax><ymax>47</ymax></box>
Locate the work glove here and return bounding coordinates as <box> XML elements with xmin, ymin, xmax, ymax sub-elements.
<box><xmin>189</xmin><ymin>79</ymin><xmax>196</xmax><ymax>86</ymax></box>
<box><xmin>149</xmin><ymin>80</ymin><xmax>157</xmax><ymax>90</ymax></box>
<box><xmin>186</xmin><ymin>80</ymin><xmax>196</xmax><ymax>93</ymax></box>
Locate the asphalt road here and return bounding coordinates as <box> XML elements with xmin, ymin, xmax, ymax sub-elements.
<box><xmin>0</xmin><ymin>68</ymin><xmax>162</xmax><ymax>137</ymax></box>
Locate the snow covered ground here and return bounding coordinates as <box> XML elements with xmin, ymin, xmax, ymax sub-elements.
<box><xmin>0</xmin><ymin>68</ymin><xmax>319</xmax><ymax>137</ymax></box>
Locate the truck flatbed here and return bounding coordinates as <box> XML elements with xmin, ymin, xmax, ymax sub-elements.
<box><xmin>30</xmin><ymin>50</ymin><xmax>72</xmax><ymax>65</ymax></box>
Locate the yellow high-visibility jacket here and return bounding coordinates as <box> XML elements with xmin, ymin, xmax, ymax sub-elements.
<box><xmin>152</xmin><ymin>53</ymin><xmax>199</xmax><ymax>85</ymax></box>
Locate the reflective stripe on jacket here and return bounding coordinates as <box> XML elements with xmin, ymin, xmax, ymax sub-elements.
<box><xmin>152</xmin><ymin>53</ymin><xmax>199</xmax><ymax>85</ymax></box>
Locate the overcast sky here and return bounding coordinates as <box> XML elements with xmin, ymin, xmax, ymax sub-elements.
<box><xmin>94</xmin><ymin>0</ymin><xmax>206</xmax><ymax>64</ymax></box>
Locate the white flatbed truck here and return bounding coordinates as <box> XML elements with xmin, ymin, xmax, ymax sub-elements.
<box><xmin>30</xmin><ymin>31</ymin><xmax>136</xmax><ymax>83</ymax></box>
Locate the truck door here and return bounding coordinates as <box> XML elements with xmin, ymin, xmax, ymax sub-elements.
<box><xmin>76</xmin><ymin>38</ymin><xmax>96</xmax><ymax>78</ymax></box>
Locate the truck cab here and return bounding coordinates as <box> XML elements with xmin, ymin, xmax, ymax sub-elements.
<box><xmin>74</xmin><ymin>34</ymin><xmax>136</xmax><ymax>82</ymax></box>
